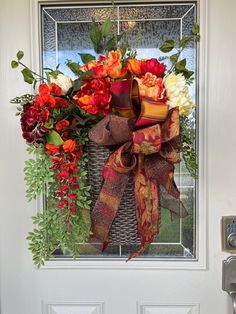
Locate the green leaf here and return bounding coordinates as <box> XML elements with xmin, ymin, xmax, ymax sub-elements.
<box><xmin>192</xmin><ymin>23</ymin><xmax>200</xmax><ymax>35</ymax></box>
<box><xmin>89</xmin><ymin>19</ymin><xmax>102</xmax><ymax>53</ymax></box>
<box><xmin>78</xmin><ymin>53</ymin><xmax>96</xmax><ymax>64</ymax></box>
<box><xmin>46</xmin><ymin>130</ymin><xmax>64</xmax><ymax>146</ymax></box>
<box><xmin>159</xmin><ymin>40</ymin><xmax>175</xmax><ymax>53</ymax></box>
<box><xmin>21</xmin><ymin>68</ymin><xmax>34</xmax><ymax>84</ymax></box>
<box><xmin>105</xmin><ymin>34</ymin><xmax>123</xmax><ymax>52</ymax></box>
<box><xmin>170</xmin><ymin>53</ymin><xmax>179</xmax><ymax>64</ymax></box>
<box><xmin>66</xmin><ymin>60</ymin><xmax>80</xmax><ymax>75</ymax></box>
<box><xmin>16</xmin><ymin>50</ymin><xmax>24</xmax><ymax>60</ymax></box>
<box><xmin>79</xmin><ymin>70</ymin><xmax>94</xmax><ymax>79</ymax></box>
<box><xmin>175</xmin><ymin>59</ymin><xmax>187</xmax><ymax>72</ymax></box>
<box><xmin>72</xmin><ymin>79</ymin><xmax>85</xmax><ymax>93</ymax></box>
<box><xmin>196</xmin><ymin>34</ymin><xmax>201</xmax><ymax>42</ymax></box>
<box><xmin>11</xmin><ymin>60</ymin><xmax>19</xmax><ymax>68</ymax></box>
<box><xmin>10</xmin><ymin>94</ymin><xmax>35</xmax><ymax>104</ymax></box>
<box><xmin>44</xmin><ymin>121</ymin><xmax>54</xmax><ymax>129</ymax></box>
<box><xmin>101</xmin><ymin>18</ymin><xmax>112</xmax><ymax>37</ymax></box>
<box><xmin>179</xmin><ymin>36</ymin><xmax>192</xmax><ymax>48</ymax></box>
<box><xmin>46</xmin><ymin>70</ymin><xmax>62</xmax><ymax>79</ymax></box>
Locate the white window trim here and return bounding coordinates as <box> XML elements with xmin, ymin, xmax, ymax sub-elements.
<box><xmin>30</xmin><ymin>0</ymin><xmax>208</xmax><ymax>270</ymax></box>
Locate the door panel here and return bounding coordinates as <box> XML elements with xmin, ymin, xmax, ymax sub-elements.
<box><xmin>1</xmin><ymin>0</ymin><xmax>236</xmax><ymax>313</ymax></box>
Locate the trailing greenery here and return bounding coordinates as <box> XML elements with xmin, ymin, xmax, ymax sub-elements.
<box><xmin>180</xmin><ymin>116</ymin><xmax>198</xmax><ymax>178</ymax></box>
<box><xmin>24</xmin><ymin>145</ymin><xmax>54</xmax><ymax>202</ymax></box>
<box><xmin>27</xmin><ymin>206</ymin><xmax>91</xmax><ymax>267</ymax></box>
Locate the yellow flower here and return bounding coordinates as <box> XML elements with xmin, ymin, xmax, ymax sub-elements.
<box><xmin>163</xmin><ymin>73</ymin><xmax>194</xmax><ymax>116</ymax></box>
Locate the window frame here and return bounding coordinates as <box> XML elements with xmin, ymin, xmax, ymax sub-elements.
<box><xmin>30</xmin><ymin>0</ymin><xmax>208</xmax><ymax>270</ymax></box>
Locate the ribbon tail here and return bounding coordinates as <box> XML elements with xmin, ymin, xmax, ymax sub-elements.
<box><xmin>159</xmin><ymin>185</ymin><xmax>188</xmax><ymax>220</ymax></box>
<box><xmin>128</xmin><ymin>155</ymin><xmax>159</xmax><ymax>260</ymax></box>
<box><xmin>91</xmin><ymin>163</ymin><xmax>129</xmax><ymax>246</ymax></box>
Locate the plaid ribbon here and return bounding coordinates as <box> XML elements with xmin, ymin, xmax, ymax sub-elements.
<box><xmin>88</xmin><ymin>79</ymin><xmax>188</xmax><ymax>259</ymax></box>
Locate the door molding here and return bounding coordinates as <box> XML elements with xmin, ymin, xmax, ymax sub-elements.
<box><xmin>30</xmin><ymin>0</ymin><xmax>208</xmax><ymax>270</ymax></box>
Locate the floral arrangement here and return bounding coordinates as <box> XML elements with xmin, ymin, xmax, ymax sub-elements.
<box><xmin>11</xmin><ymin>19</ymin><xmax>200</xmax><ymax>266</ymax></box>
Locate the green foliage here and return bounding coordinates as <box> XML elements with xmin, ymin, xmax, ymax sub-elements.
<box><xmin>160</xmin><ymin>23</ymin><xmax>200</xmax><ymax>80</ymax></box>
<box><xmin>10</xmin><ymin>94</ymin><xmax>35</xmax><ymax>115</ymax></box>
<box><xmin>72</xmin><ymin>79</ymin><xmax>85</xmax><ymax>93</ymax></box>
<box><xmin>89</xmin><ymin>18</ymin><xmax>124</xmax><ymax>54</ymax></box>
<box><xmin>78</xmin><ymin>53</ymin><xmax>96</xmax><ymax>64</ymax></box>
<box><xmin>101</xmin><ymin>18</ymin><xmax>112</xmax><ymax>37</ymax></box>
<box><xmin>27</xmin><ymin>206</ymin><xmax>91</xmax><ymax>267</ymax></box>
<box><xmin>66</xmin><ymin>60</ymin><xmax>81</xmax><ymax>75</ymax></box>
<box><xmin>11</xmin><ymin>50</ymin><xmax>45</xmax><ymax>87</ymax></box>
<box><xmin>11</xmin><ymin>60</ymin><xmax>19</xmax><ymax>68</ymax></box>
<box><xmin>159</xmin><ymin>40</ymin><xmax>175</xmax><ymax>53</ymax></box>
<box><xmin>45</xmin><ymin>130</ymin><xmax>64</xmax><ymax>146</ymax></box>
<box><xmin>21</xmin><ymin>68</ymin><xmax>34</xmax><ymax>84</ymax></box>
<box><xmin>44</xmin><ymin>68</ymin><xmax>62</xmax><ymax>82</ymax></box>
<box><xmin>17</xmin><ymin>50</ymin><xmax>24</xmax><ymax>60</ymax></box>
<box><xmin>24</xmin><ymin>145</ymin><xmax>54</xmax><ymax>201</ymax></box>
<box><xmin>180</xmin><ymin>116</ymin><xmax>198</xmax><ymax>179</ymax></box>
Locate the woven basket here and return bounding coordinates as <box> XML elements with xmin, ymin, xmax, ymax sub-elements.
<box><xmin>86</xmin><ymin>140</ymin><xmax>140</xmax><ymax>245</ymax></box>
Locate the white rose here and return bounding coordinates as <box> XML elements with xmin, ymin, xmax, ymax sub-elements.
<box><xmin>49</xmin><ymin>74</ymin><xmax>73</xmax><ymax>94</ymax></box>
<box><xmin>163</xmin><ymin>73</ymin><xmax>195</xmax><ymax>116</ymax></box>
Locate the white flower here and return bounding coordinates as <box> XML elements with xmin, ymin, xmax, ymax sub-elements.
<box><xmin>163</xmin><ymin>73</ymin><xmax>195</xmax><ymax>116</ymax></box>
<box><xmin>49</xmin><ymin>74</ymin><xmax>73</xmax><ymax>95</ymax></box>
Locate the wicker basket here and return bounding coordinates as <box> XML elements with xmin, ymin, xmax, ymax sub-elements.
<box><xmin>86</xmin><ymin>140</ymin><xmax>140</xmax><ymax>245</ymax></box>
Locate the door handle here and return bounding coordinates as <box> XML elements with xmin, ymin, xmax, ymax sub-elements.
<box><xmin>222</xmin><ymin>257</ymin><xmax>236</xmax><ymax>314</ymax></box>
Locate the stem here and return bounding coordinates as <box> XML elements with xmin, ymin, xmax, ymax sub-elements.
<box><xmin>19</xmin><ymin>61</ymin><xmax>47</xmax><ymax>81</ymax></box>
<box><xmin>168</xmin><ymin>47</ymin><xmax>183</xmax><ymax>73</ymax></box>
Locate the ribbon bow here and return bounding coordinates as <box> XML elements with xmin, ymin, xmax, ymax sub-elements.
<box><xmin>89</xmin><ymin>79</ymin><xmax>188</xmax><ymax>259</ymax></box>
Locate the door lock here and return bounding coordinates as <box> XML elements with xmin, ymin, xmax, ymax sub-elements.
<box><xmin>222</xmin><ymin>216</ymin><xmax>236</xmax><ymax>252</ymax></box>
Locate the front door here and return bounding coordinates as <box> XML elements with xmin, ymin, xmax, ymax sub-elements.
<box><xmin>1</xmin><ymin>0</ymin><xmax>235</xmax><ymax>313</ymax></box>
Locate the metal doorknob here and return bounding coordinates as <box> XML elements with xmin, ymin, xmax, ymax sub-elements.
<box><xmin>222</xmin><ymin>257</ymin><xmax>236</xmax><ymax>314</ymax></box>
<box><xmin>228</xmin><ymin>233</ymin><xmax>236</xmax><ymax>248</ymax></box>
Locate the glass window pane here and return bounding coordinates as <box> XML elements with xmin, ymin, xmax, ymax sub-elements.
<box><xmin>41</xmin><ymin>2</ymin><xmax>198</xmax><ymax>260</ymax></box>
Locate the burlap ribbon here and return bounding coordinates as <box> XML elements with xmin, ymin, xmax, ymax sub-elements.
<box><xmin>89</xmin><ymin>79</ymin><xmax>188</xmax><ymax>259</ymax></box>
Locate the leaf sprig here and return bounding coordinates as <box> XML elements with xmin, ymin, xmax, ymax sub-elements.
<box><xmin>180</xmin><ymin>116</ymin><xmax>198</xmax><ymax>178</ymax></box>
<box><xmin>11</xmin><ymin>50</ymin><xmax>46</xmax><ymax>87</ymax></box>
<box><xmin>159</xmin><ymin>23</ymin><xmax>200</xmax><ymax>79</ymax></box>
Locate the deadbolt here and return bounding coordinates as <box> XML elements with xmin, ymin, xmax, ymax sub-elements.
<box><xmin>228</xmin><ymin>233</ymin><xmax>236</xmax><ymax>248</ymax></box>
<box><xmin>222</xmin><ymin>216</ymin><xmax>236</xmax><ymax>252</ymax></box>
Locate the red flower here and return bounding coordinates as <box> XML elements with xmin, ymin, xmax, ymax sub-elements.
<box><xmin>55</xmin><ymin>120</ymin><xmax>70</xmax><ymax>132</ymax></box>
<box><xmin>20</xmin><ymin>103</ymin><xmax>48</xmax><ymax>143</ymax></box>
<box><xmin>73</xmin><ymin>78</ymin><xmax>112</xmax><ymax>115</ymax></box>
<box><xmin>69</xmin><ymin>193</ymin><xmax>78</xmax><ymax>200</ymax></box>
<box><xmin>45</xmin><ymin>143</ymin><xmax>60</xmax><ymax>155</ymax></box>
<box><xmin>60</xmin><ymin>186</ymin><xmax>69</xmax><ymax>192</ymax></box>
<box><xmin>140</xmin><ymin>58</ymin><xmax>166</xmax><ymax>77</ymax></box>
<box><xmin>57</xmin><ymin>170</ymin><xmax>69</xmax><ymax>180</ymax></box>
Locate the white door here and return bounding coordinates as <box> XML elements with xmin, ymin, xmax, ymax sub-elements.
<box><xmin>1</xmin><ymin>0</ymin><xmax>236</xmax><ymax>313</ymax></box>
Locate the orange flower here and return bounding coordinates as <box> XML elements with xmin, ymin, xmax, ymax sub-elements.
<box><xmin>106</xmin><ymin>49</ymin><xmax>127</xmax><ymax>79</ymax></box>
<box><xmin>80</xmin><ymin>57</ymin><xmax>108</xmax><ymax>78</ymax></box>
<box><xmin>76</xmin><ymin>94</ymin><xmax>99</xmax><ymax>115</ymax></box>
<box><xmin>137</xmin><ymin>73</ymin><xmax>166</xmax><ymax>102</ymax></box>
<box><xmin>73</xmin><ymin>78</ymin><xmax>112</xmax><ymax>115</ymax></box>
<box><xmin>63</xmin><ymin>139</ymin><xmax>76</xmax><ymax>153</ymax></box>
<box><xmin>55</xmin><ymin>120</ymin><xmax>70</xmax><ymax>132</ymax></box>
<box><xmin>126</xmin><ymin>59</ymin><xmax>141</xmax><ymax>76</ymax></box>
